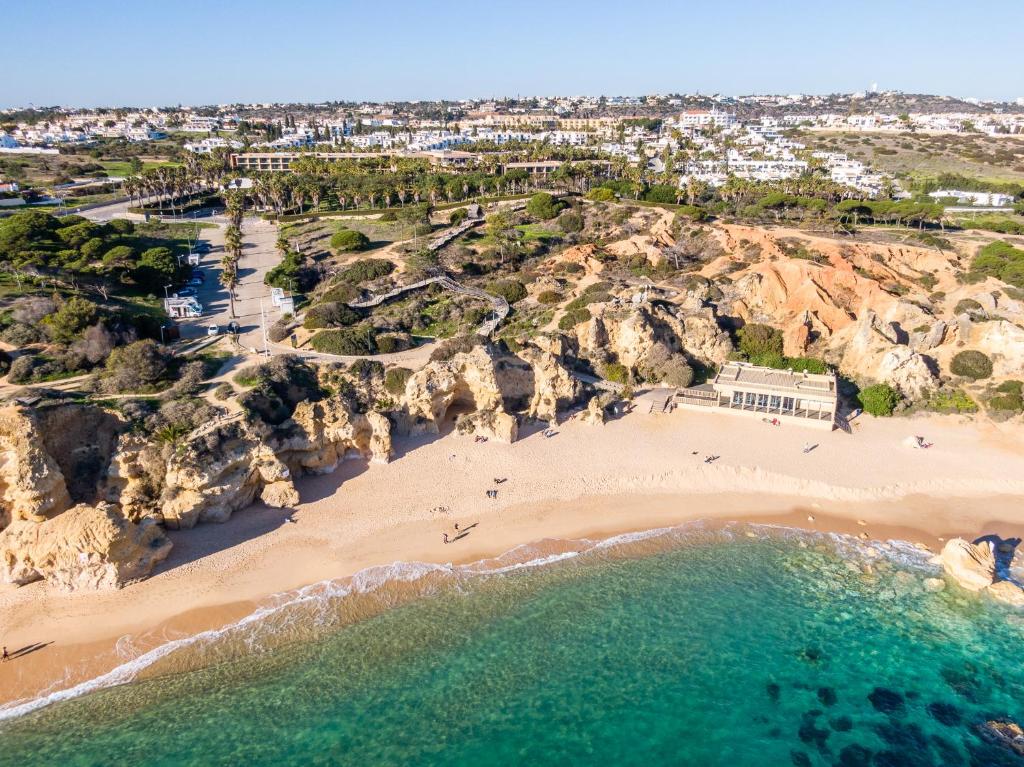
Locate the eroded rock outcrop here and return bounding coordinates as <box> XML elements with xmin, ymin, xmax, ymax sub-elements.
<box><xmin>581</xmin><ymin>395</ymin><xmax>607</xmax><ymax>425</ymax></box>
<box><xmin>0</xmin><ymin>407</ymin><xmax>72</xmax><ymax>525</ymax></box>
<box><xmin>940</xmin><ymin>537</ymin><xmax>1024</xmax><ymax>605</ymax></box>
<box><xmin>403</xmin><ymin>347</ymin><xmax>521</xmax><ymax>442</ymax></box>
<box><xmin>517</xmin><ymin>346</ymin><xmax>582</xmax><ymax>423</ymax></box>
<box><xmin>0</xmin><ymin>502</ymin><xmax>171</xmax><ymax>591</ymax></box>
<box><xmin>159</xmin><ymin>420</ymin><xmax>296</xmax><ymax>529</ymax></box>
<box><xmin>577</xmin><ymin>303</ymin><xmax>732</xmax><ymax>370</ymax></box>
<box><xmin>941</xmin><ymin>538</ymin><xmax>997</xmax><ymax>591</ymax></box>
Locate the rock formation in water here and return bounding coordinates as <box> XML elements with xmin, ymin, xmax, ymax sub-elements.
<box><xmin>941</xmin><ymin>538</ymin><xmax>998</xmax><ymax>591</ymax></box>
<box><xmin>940</xmin><ymin>537</ymin><xmax>1024</xmax><ymax>605</ymax></box>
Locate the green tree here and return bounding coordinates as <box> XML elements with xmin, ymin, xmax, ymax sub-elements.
<box><xmin>41</xmin><ymin>296</ymin><xmax>99</xmax><ymax>343</ymax></box>
<box><xmin>101</xmin><ymin>339</ymin><xmax>172</xmax><ymax>393</ymax></box>
<box><xmin>526</xmin><ymin>192</ymin><xmax>562</xmax><ymax>220</ymax></box>
<box><xmin>134</xmin><ymin>247</ymin><xmax>178</xmax><ymax>291</ymax></box>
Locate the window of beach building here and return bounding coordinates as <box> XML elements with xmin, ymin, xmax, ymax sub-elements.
<box><xmin>745</xmin><ymin>392</ymin><xmax>756</xmax><ymax>407</ymax></box>
<box><xmin>732</xmin><ymin>391</ymin><xmax>743</xmax><ymax>406</ymax></box>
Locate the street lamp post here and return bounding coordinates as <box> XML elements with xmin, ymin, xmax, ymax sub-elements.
<box><xmin>163</xmin><ymin>283</ymin><xmax>172</xmax><ymax>299</ymax></box>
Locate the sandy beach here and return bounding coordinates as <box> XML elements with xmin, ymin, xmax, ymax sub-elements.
<box><xmin>3</xmin><ymin>403</ymin><xmax>1024</xmax><ymax>712</ymax></box>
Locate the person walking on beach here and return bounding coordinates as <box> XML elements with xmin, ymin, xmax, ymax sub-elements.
<box><xmin>2</xmin><ymin>646</ymin><xmax>8</xmax><ymax>662</ymax></box>
<box><xmin>442</xmin><ymin>533</ymin><xmax>450</xmax><ymax>545</ymax></box>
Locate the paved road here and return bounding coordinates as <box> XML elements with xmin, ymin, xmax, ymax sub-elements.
<box><xmin>231</xmin><ymin>218</ymin><xmax>289</xmax><ymax>352</ymax></box>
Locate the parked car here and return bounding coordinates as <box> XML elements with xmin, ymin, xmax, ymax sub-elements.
<box><xmin>186</xmin><ymin>277</ymin><xmax>203</xmax><ymax>287</ymax></box>
<box><xmin>190</xmin><ymin>269</ymin><xmax>206</xmax><ymax>281</ymax></box>
<box><xmin>193</xmin><ymin>242</ymin><xmax>211</xmax><ymax>254</ymax></box>
<box><xmin>207</xmin><ymin>325</ymin><xmax>220</xmax><ymax>337</ymax></box>
<box><xmin>175</xmin><ymin>287</ymin><xmax>198</xmax><ymax>298</ymax></box>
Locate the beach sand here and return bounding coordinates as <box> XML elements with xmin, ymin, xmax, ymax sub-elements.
<box><xmin>2</xmin><ymin>404</ymin><xmax>1024</xmax><ymax>710</ymax></box>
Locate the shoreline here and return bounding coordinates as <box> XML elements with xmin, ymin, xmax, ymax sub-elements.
<box><xmin>2</xmin><ymin>407</ymin><xmax>1024</xmax><ymax>714</ymax></box>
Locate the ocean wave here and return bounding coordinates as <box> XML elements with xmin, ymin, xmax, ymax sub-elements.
<box><xmin>0</xmin><ymin>519</ymin><xmax>936</xmax><ymax>723</ymax></box>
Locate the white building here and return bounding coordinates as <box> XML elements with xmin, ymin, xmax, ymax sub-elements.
<box><xmin>928</xmin><ymin>190</ymin><xmax>1016</xmax><ymax>207</ymax></box>
<box><xmin>676</xmin><ymin>361</ymin><xmax>837</xmax><ymax>430</ymax></box>
<box><xmin>677</xmin><ymin>109</ymin><xmax>737</xmax><ymax>130</ymax></box>
<box><xmin>184</xmin><ymin>136</ymin><xmax>242</xmax><ymax>154</ymax></box>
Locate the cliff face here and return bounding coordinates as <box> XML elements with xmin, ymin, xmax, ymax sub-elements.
<box><xmin>0</xmin><ymin>502</ymin><xmax>171</xmax><ymax>592</ymax></box>
<box><xmin>401</xmin><ymin>344</ymin><xmax>583</xmax><ymax>440</ymax></box>
<box><xmin>0</xmin><ymin>392</ymin><xmax>394</xmax><ymax>590</ymax></box>
<box><xmin>576</xmin><ymin>302</ymin><xmax>733</xmax><ymax>370</ymax></box>
<box><xmin>149</xmin><ymin>396</ymin><xmax>394</xmax><ymax>530</ymax></box>
<box><xmin>0</xmin><ymin>407</ymin><xmax>73</xmax><ymax>526</ymax></box>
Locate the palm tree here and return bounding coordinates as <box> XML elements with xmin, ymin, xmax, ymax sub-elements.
<box><xmin>219</xmin><ymin>255</ymin><xmax>238</xmax><ymax>318</ymax></box>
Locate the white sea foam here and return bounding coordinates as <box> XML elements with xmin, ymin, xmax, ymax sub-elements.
<box><xmin>0</xmin><ymin>518</ymin><xmax>935</xmax><ymax>723</ymax></box>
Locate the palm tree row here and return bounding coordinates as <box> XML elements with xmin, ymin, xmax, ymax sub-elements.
<box><xmin>219</xmin><ymin>223</ymin><xmax>242</xmax><ymax>318</ymax></box>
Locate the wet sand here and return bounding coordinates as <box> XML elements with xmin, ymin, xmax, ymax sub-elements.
<box><xmin>2</xmin><ymin>406</ymin><xmax>1024</xmax><ymax>713</ymax></box>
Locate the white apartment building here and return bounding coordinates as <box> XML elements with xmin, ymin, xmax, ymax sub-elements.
<box><xmin>677</xmin><ymin>109</ymin><xmax>737</xmax><ymax>130</ymax></box>
<box><xmin>184</xmin><ymin>137</ymin><xmax>242</xmax><ymax>154</ymax></box>
<box><xmin>929</xmin><ymin>190</ymin><xmax>1017</xmax><ymax>207</ymax></box>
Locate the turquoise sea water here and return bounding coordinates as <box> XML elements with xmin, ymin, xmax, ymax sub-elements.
<box><xmin>1</xmin><ymin>524</ymin><xmax>1023</xmax><ymax>766</ymax></box>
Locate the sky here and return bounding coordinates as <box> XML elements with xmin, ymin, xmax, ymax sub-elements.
<box><xmin>5</xmin><ymin>0</ymin><xmax>1024</xmax><ymax>108</ymax></box>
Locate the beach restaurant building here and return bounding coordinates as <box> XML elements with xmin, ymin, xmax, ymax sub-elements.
<box><xmin>676</xmin><ymin>361</ymin><xmax>838</xmax><ymax>430</ymax></box>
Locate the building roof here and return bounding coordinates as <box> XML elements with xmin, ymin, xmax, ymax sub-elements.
<box><xmin>714</xmin><ymin>361</ymin><xmax>836</xmax><ymax>397</ymax></box>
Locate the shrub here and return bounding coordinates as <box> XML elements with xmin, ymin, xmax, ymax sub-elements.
<box><xmin>586</xmin><ymin>187</ymin><xmax>616</xmax><ymax>202</ymax></box>
<box><xmin>374</xmin><ymin>334</ymin><xmax>410</xmax><ymax>354</ymax></box>
<box><xmin>429</xmin><ymin>335</ymin><xmax>481</xmax><ymax>362</ymax></box>
<box><xmin>953</xmin><ymin>298</ymin><xmax>983</xmax><ymax>316</ymax></box>
<box><xmin>486</xmin><ymin>279</ymin><xmax>527</xmax><ymax>304</ymax></box>
<box><xmin>786</xmin><ymin>357</ymin><xmax>829</xmax><ymax>374</ymax></box>
<box><xmin>448</xmin><ymin>208</ymin><xmax>468</xmax><ymax>226</ymax></box>
<box><xmin>268</xmin><ymin>319</ymin><xmax>293</xmax><ymax>343</ymax></box>
<box><xmin>537</xmin><ymin>290</ymin><xmax>563</xmax><ymax>305</ymax></box>
<box><xmin>309</xmin><ymin>327</ymin><xmax>375</xmax><ymax>355</ymax></box>
<box><xmin>970</xmin><ymin>240</ymin><xmax>1024</xmax><ymax>288</ymax></box>
<box><xmin>348</xmin><ymin>358</ymin><xmax>384</xmax><ymax>380</ymax></box>
<box><xmin>330</xmin><ymin>228</ymin><xmax>370</xmax><ymax>252</ymax></box>
<box><xmin>601</xmin><ymin>362</ymin><xmax>630</xmax><ymax>384</ymax></box>
<box><xmin>213</xmin><ymin>383</ymin><xmax>235</xmax><ymax>400</ymax></box>
<box><xmin>988</xmin><ymin>392</ymin><xmax>1023</xmax><ymax>413</ymax></box>
<box><xmin>657</xmin><ymin>357</ymin><xmax>694</xmax><ymax>387</ymax></box>
<box><xmin>378</xmin><ymin>210</ymin><xmax>398</xmax><ymax>222</ymax></box>
<box><xmin>996</xmin><ymin>379</ymin><xmax>1023</xmax><ymax>395</ymax></box>
<box><xmin>949</xmin><ymin>350</ymin><xmax>993</xmax><ymax>380</ymax></box>
<box><xmin>239</xmin><ymin>355</ymin><xmax>323</xmax><ymax>425</ymax></box>
<box><xmin>526</xmin><ymin>192</ymin><xmax>562</xmax><ymax>220</ymax></box>
<box><xmin>858</xmin><ymin>383</ymin><xmax>901</xmax><ymax>416</ymax></box>
<box><xmin>303</xmin><ymin>302</ymin><xmax>361</xmax><ymax>329</ymax></box>
<box><xmin>7</xmin><ymin>355</ymin><xmax>39</xmax><ymax>384</ymax></box>
<box><xmin>927</xmin><ymin>388</ymin><xmax>978</xmax><ymax>413</ymax></box>
<box><xmin>384</xmin><ymin>366</ymin><xmax>413</xmax><ymax>395</ymax></box>
<box><xmin>737</xmin><ymin>323</ymin><xmax>784</xmax><ymax>364</ymax></box>
<box><xmin>100</xmin><ymin>339</ymin><xmax>171</xmax><ymax>393</ymax></box>
<box><xmin>642</xmin><ymin>184</ymin><xmax>679</xmax><ymax>204</ymax></box>
<box><xmin>1</xmin><ymin>322</ymin><xmax>45</xmax><ymax>346</ymax></box>
<box><xmin>557</xmin><ymin>211</ymin><xmax>584</xmax><ymax>233</ymax></box>
<box><xmin>558</xmin><ymin>306</ymin><xmax>590</xmax><ymax>330</ymax></box>
<box><xmin>319</xmin><ymin>282</ymin><xmax>359</xmax><ymax>304</ymax></box>
<box><xmin>675</xmin><ymin>205</ymin><xmax>708</xmax><ymax>222</ymax></box>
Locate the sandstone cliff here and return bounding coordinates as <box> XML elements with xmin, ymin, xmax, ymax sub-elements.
<box><xmin>0</xmin><ymin>501</ymin><xmax>171</xmax><ymax>591</ymax></box>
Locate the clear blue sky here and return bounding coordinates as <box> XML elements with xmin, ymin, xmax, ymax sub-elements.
<box><xmin>6</xmin><ymin>0</ymin><xmax>1023</xmax><ymax>108</ymax></box>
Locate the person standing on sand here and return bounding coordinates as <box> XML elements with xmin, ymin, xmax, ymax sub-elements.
<box><xmin>442</xmin><ymin>533</ymin><xmax>450</xmax><ymax>545</ymax></box>
<box><xmin>2</xmin><ymin>646</ymin><xmax>8</xmax><ymax>662</ymax></box>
